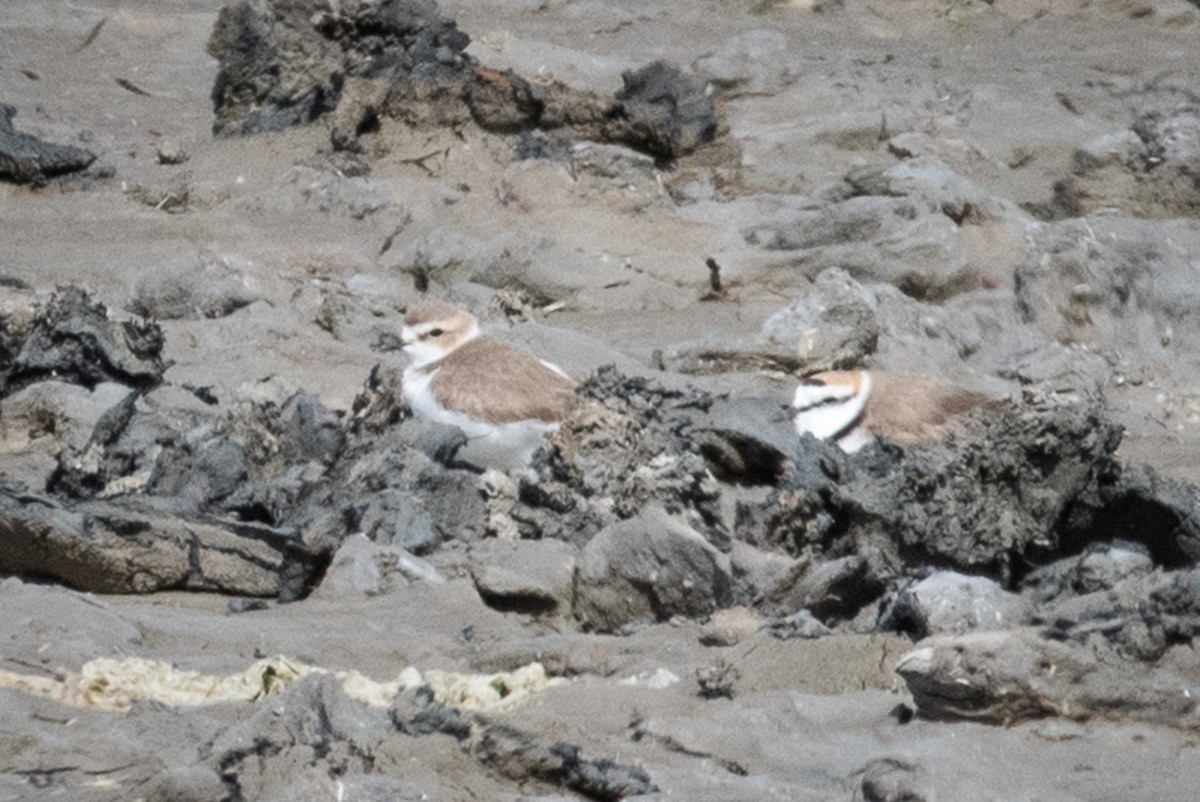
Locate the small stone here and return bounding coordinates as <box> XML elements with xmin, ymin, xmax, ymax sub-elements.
<box><xmin>696</xmin><ymin>660</ymin><xmax>740</xmax><ymax>699</ymax></box>
<box><xmin>698</xmin><ymin>605</ymin><xmax>762</xmax><ymax>647</ymax></box>
<box><xmin>763</xmin><ymin>609</ymin><xmax>832</xmax><ymax>640</ymax></box>
<box><xmin>156</xmin><ymin>139</ymin><xmax>189</xmax><ymax>165</ymax></box>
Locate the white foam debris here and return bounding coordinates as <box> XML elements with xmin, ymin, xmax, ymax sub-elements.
<box><xmin>0</xmin><ymin>656</ymin><xmax>563</xmax><ymax>714</ymax></box>
<box><xmin>618</xmin><ymin>667</ymin><xmax>681</xmax><ymax>689</ymax></box>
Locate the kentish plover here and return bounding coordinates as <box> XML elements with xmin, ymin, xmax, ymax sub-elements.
<box><xmin>792</xmin><ymin>370</ymin><xmax>990</xmax><ymax>453</ymax></box>
<box><xmin>400</xmin><ymin>300</ymin><xmax>576</xmax><ymax>467</ymax></box>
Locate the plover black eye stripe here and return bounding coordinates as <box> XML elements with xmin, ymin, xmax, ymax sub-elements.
<box><xmin>794</xmin><ymin>394</ymin><xmax>843</xmax><ymax>412</ymax></box>
<box><xmin>793</xmin><ymin>380</ymin><xmax>856</xmax><ymax>412</ymax></box>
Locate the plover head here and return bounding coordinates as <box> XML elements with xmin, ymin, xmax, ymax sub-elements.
<box><xmin>792</xmin><ymin>370</ymin><xmax>874</xmax><ymax>452</ymax></box>
<box><xmin>400</xmin><ymin>300</ymin><xmax>481</xmax><ymax>370</ymax></box>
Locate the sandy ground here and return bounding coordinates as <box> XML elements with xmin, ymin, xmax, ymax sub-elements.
<box><xmin>4</xmin><ymin>0</ymin><xmax>1200</xmax><ymax>800</ymax></box>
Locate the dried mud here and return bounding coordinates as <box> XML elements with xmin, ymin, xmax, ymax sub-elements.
<box><xmin>4</xmin><ymin>0</ymin><xmax>1200</xmax><ymax>800</ymax></box>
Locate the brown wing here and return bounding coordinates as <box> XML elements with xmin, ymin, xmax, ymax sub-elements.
<box><xmin>431</xmin><ymin>337</ymin><xmax>577</xmax><ymax>424</ymax></box>
<box><xmin>865</xmin><ymin>373</ymin><xmax>992</xmax><ymax>446</ymax></box>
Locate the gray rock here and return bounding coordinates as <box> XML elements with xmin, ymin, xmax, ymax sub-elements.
<box><xmin>767</xmin><ymin>195</ymin><xmax>890</xmax><ymax>251</ymax></box>
<box><xmin>1148</xmin><ymin>567</ymin><xmax>1200</xmax><ymax>644</ymax></box>
<box><xmin>1134</xmin><ymin>105</ymin><xmax>1200</xmax><ymax>164</ymax></box>
<box><xmin>140</xmin><ymin>378</ymin><xmax>345</xmax><ymax>524</ymax></box>
<box><xmin>1015</xmin><ymin>217</ymin><xmax>1200</xmax><ymax>359</ymax></box>
<box><xmin>864</xmin><ymin>156</ymin><xmax>1015</xmax><ymax>222</ymax></box>
<box><xmin>1000</xmin><ymin>339</ymin><xmax>1111</xmax><ymax>398</ymax></box>
<box><xmin>896</xmin><ymin>628</ymin><xmax>1200</xmax><ymax>729</ymax></box>
<box><xmin>207</xmin><ymin>0</ymin><xmax>473</xmax><ymax>137</ymax></box>
<box><xmin>47</xmin><ymin>385</ymin><xmax>143</xmax><ymax>499</ymax></box>
<box><xmin>389</xmin><ymin>684</ymin><xmax>472</xmax><ymax>740</ymax></box>
<box><xmin>128</xmin><ymin>253</ymin><xmax>260</xmax><ymax>320</ymax></box>
<box><xmin>470</xmin><ymin>538</ymin><xmax>578</xmax><ymax>617</ymax></box>
<box><xmin>665</xmin><ymin>264</ymin><xmax>1033</xmax><ymax>399</ymax></box>
<box><xmin>476</xmin><ymin>724</ymin><xmax>657</xmax><ymax>799</ymax></box>
<box><xmin>0</xmin><ymin>380</ymin><xmax>133</xmax><ymax>488</ymax></box>
<box><xmin>154</xmin><ymin>138</ymin><xmax>189</xmax><ymax>165</ymax></box>
<box><xmin>407</xmin><ymin>460</ymin><xmax>489</xmax><ymax>543</ymax></box>
<box><xmin>511</xmin><ymin>367</ymin><xmax>727</xmax><ymax>549</ymax></box>
<box><xmin>1045</xmin><ymin>105</ymin><xmax>1200</xmax><ymax>218</ymax></box>
<box><xmin>690</xmin><ymin>395</ymin><xmax>795</xmax><ymax>486</ymax></box>
<box><xmin>613</xmin><ymin>60</ymin><xmax>718</xmax><ymax>159</ymax></box>
<box><xmin>148</xmin><ymin>766</ymin><xmax>226</xmax><ymax>802</ymax></box>
<box><xmin>574</xmin><ymin>505</ymin><xmax>733</xmax><ymax>632</ymax></box>
<box><xmin>762</xmin><ymin>555</ymin><xmax>884</xmax><ymax>623</ymax></box>
<box><xmin>345</xmin><ymin>359</ymin><xmax>405</xmax><ymax>427</ymax></box>
<box><xmin>208</xmin><ymin>2</ymin><xmax>715</xmax><ymax>161</ymax></box>
<box><xmin>727</xmin><ymin>541</ymin><xmax>795</xmax><ymax>603</ymax></box>
<box><xmin>759</xmin><ymin>267</ymin><xmax>880</xmax><ymax>371</ymax></box>
<box><xmin>753</xmin><ymin>271</ymin><xmax>1033</xmax><ymax>400</ymax></box>
<box><xmin>150</xmin><ymin>430</ymin><xmax>249</xmax><ymax>510</ymax></box>
<box><xmin>0</xmin><ymin>577</ymin><xmax>142</xmax><ymax>669</ymax></box>
<box><xmin>344</xmin><ymin>447</ymin><xmax>480</xmax><ymax>549</ymax></box>
<box><xmin>0</xmin><ymin>490</ymin><xmax>322</xmax><ymax>598</ymax></box>
<box><xmin>359</xmin><ymin>487</ymin><xmax>442</xmax><ymax>554</ymax></box>
<box><xmin>868</xmin><ymin>285</ymin><xmax>1017</xmax><ymax>384</ymax></box>
<box><xmin>0</xmin><ymin>282</ymin><xmax>37</xmax><ymax>357</ymax></box>
<box><xmin>1063</xmin><ymin>462</ymin><xmax>1200</xmax><ymax>569</ymax></box>
<box><xmin>0</xmin><ymin>683</ymin><xmax>237</xmax><ymax>800</ymax></box>
<box><xmin>855</xmin><ymin>756</ymin><xmax>932</xmax><ymax>802</ymax></box>
<box><xmin>384</xmin><ymin>228</ymin><xmax>486</xmax><ymax>290</ymax></box>
<box><xmin>313</xmin><ymin>533</ymin><xmax>443</xmax><ymax>599</ymax></box>
<box><xmin>498</xmin><ymin>318</ymin><xmax>647</xmax><ymax>381</ymax></box>
<box><xmin>7</xmin><ymin>286</ymin><xmax>165</xmax><ymax>395</ymax></box>
<box><xmin>1076</xmin><ymin>543</ymin><xmax>1154</xmax><ymax>593</ymax></box>
<box><xmin>1031</xmin><ymin>563</ymin><xmax>1200</xmax><ymax>663</ymax></box>
<box><xmin>1026</xmin><ymin>542</ymin><xmax>1152</xmax><ymax>597</ymax></box>
<box><xmin>204</xmin><ymin>673</ymin><xmax>386</xmax><ymax>801</ymax></box>
<box><xmin>466</xmin><ymin>59</ymin><xmax>717</xmax><ymax>160</ymax></box>
<box><xmin>1036</xmin><ymin>572</ymin><xmax>1169</xmax><ymax>661</ymax></box>
<box><xmin>330</xmin><ymin>75</ymin><xmax>392</xmax><ymax>152</ymax></box>
<box><xmin>766</xmin><ymin>394</ymin><xmax>1124</xmax><ymax>585</ymax></box>
<box><xmin>763</xmin><ymin>609</ymin><xmax>833</xmax><ymax>640</ymax></box>
<box><xmin>881</xmin><ymin>571</ymin><xmax>1032</xmax><ymax>638</ymax></box>
<box><xmin>694</xmin><ymin>29</ymin><xmax>792</xmax><ymax>97</ymax></box>
<box><xmin>765</xmin><ymin>195</ymin><xmax>978</xmax><ymax>301</ymax></box>
<box><xmin>341</xmin><ymin>383</ymin><xmax>488</xmax><ymax>549</ymax></box>
<box><xmin>696</xmin><ymin>660</ymin><xmax>740</xmax><ymax>698</ymax></box>
<box><xmin>0</xmin><ymin>102</ymin><xmax>95</xmax><ymax>184</ymax></box>
<box><xmin>390</xmin><ymin>229</ymin><xmax>631</xmax><ymax>303</ymax></box>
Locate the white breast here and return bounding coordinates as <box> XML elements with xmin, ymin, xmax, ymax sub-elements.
<box><xmin>402</xmin><ymin>364</ymin><xmax>559</xmax><ymax>468</ymax></box>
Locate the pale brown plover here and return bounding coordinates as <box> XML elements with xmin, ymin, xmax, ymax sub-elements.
<box><xmin>400</xmin><ymin>300</ymin><xmax>576</xmax><ymax>467</ymax></box>
<box><xmin>792</xmin><ymin>370</ymin><xmax>991</xmax><ymax>453</ymax></box>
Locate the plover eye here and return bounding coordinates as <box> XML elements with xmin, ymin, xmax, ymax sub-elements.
<box><xmin>427</xmin><ymin>328</ymin><xmax>444</xmax><ymax>338</ymax></box>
